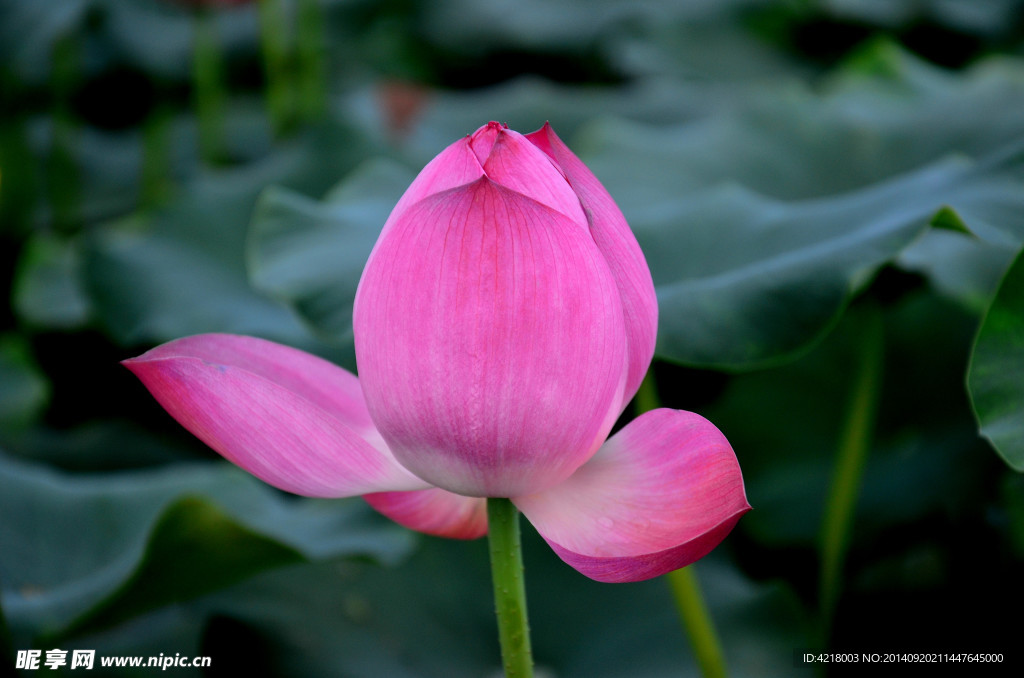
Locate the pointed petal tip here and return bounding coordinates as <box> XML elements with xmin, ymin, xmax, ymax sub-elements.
<box><xmin>122</xmin><ymin>334</ymin><xmax>427</xmax><ymax>498</ymax></box>
<box><xmin>524</xmin><ymin>123</ymin><xmax>556</xmax><ymax>158</ymax></box>
<box><xmin>481</xmin><ymin>130</ymin><xmax>587</xmax><ymax>225</ymax></box>
<box><xmin>121</xmin><ymin>348</ymin><xmax>167</xmax><ymax>372</ymax></box>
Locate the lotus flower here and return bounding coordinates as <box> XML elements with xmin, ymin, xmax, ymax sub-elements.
<box><xmin>124</xmin><ymin>122</ymin><xmax>748</xmax><ymax>583</ymax></box>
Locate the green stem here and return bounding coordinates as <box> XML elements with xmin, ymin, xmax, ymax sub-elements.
<box><xmin>819</xmin><ymin>308</ymin><xmax>884</xmax><ymax>639</ymax></box>
<box><xmin>634</xmin><ymin>366</ymin><xmax>661</xmax><ymax>415</ymax></box>
<box><xmin>668</xmin><ymin>568</ymin><xmax>727</xmax><ymax>678</ymax></box>
<box><xmin>141</xmin><ymin>103</ymin><xmax>173</xmax><ymax>208</ymax></box>
<box><xmin>257</xmin><ymin>0</ymin><xmax>294</xmax><ymax>137</ymax></box>
<box><xmin>296</xmin><ymin>0</ymin><xmax>328</xmax><ymax>124</ymax></box>
<box><xmin>487</xmin><ymin>498</ymin><xmax>534</xmax><ymax>678</ymax></box>
<box><xmin>638</xmin><ymin>369</ymin><xmax>728</xmax><ymax>678</ymax></box>
<box><xmin>193</xmin><ymin>8</ymin><xmax>227</xmax><ymax>165</ymax></box>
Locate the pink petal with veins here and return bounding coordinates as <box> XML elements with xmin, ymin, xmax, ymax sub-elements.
<box><xmin>354</xmin><ymin>178</ymin><xmax>627</xmax><ymax>497</ymax></box>
<box><xmin>364</xmin><ymin>489</ymin><xmax>488</xmax><ymax>539</ymax></box>
<box><xmin>515</xmin><ymin>408</ymin><xmax>749</xmax><ymax>582</ymax></box>
<box><xmin>123</xmin><ymin>334</ymin><xmax>426</xmax><ymax>497</ymax></box>
<box><xmin>478</xmin><ymin>125</ymin><xmax>588</xmax><ymax>226</ymax></box>
<box><xmin>527</xmin><ymin>123</ymin><xmax>657</xmax><ymax>406</ymax></box>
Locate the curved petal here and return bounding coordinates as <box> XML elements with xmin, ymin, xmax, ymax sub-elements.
<box><xmin>514</xmin><ymin>408</ymin><xmax>749</xmax><ymax>583</ymax></box>
<box><xmin>467</xmin><ymin>120</ymin><xmax>504</xmax><ymax>165</ymax></box>
<box><xmin>123</xmin><ymin>334</ymin><xmax>427</xmax><ymax>497</ymax></box>
<box><xmin>364</xmin><ymin>489</ymin><xmax>488</xmax><ymax>539</ymax></box>
<box><xmin>480</xmin><ymin>126</ymin><xmax>588</xmax><ymax>226</ymax></box>
<box><xmin>527</xmin><ymin>123</ymin><xmax>657</xmax><ymax>406</ymax></box>
<box><xmin>133</xmin><ymin>334</ymin><xmax>377</xmax><ymax>436</ymax></box>
<box><xmin>354</xmin><ymin>178</ymin><xmax>628</xmax><ymax>497</ymax></box>
<box><xmin>377</xmin><ymin>135</ymin><xmax>484</xmax><ymax>245</ymax></box>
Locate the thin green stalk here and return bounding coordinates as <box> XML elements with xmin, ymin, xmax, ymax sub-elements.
<box><xmin>193</xmin><ymin>9</ymin><xmax>227</xmax><ymax>165</ymax></box>
<box><xmin>257</xmin><ymin>0</ymin><xmax>294</xmax><ymax>136</ymax></box>
<box><xmin>141</xmin><ymin>103</ymin><xmax>173</xmax><ymax>208</ymax></box>
<box><xmin>487</xmin><ymin>498</ymin><xmax>534</xmax><ymax>678</ymax></box>
<box><xmin>819</xmin><ymin>309</ymin><xmax>884</xmax><ymax>638</ymax></box>
<box><xmin>634</xmin><ymin>366</ymin><xmax>661</xmax><ymax>415</ymax></box>
<box><xmin>296</xmin><ymin>0</ymin><xmax>328</xmax><ymax>124</ymax></box>
<box><xmin>668</xmin><ymin>567</ymin><xmax>727</xmax><ymax>678</ymax></box>
<box><xmin>637</xmin><ymin>370</ymin><xmax>728</xmax><ymax>678</ymax></box>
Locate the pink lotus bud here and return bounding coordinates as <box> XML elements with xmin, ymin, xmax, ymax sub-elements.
<box><xmin>125</xmin><ymin>122</ymin><xmax>747</xmax><ymax>582</ymax></box>
<box><xmin>354</xmin><ymin>122</ymin><xmax>656</xmax><ymax>497</ymax></box>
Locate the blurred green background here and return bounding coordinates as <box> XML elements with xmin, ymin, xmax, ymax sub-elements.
<box><xmin>3</xmin><ymin>0</ymin><xmax>1024</xmax><ymax>675</ymax></box>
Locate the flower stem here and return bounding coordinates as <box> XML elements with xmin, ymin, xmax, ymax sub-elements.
<box><xmin>819</xmin><ymin>307</ymin><xmax>884</xmax><ymax>639</ymax></box>
<box><xmin>295</xmin><ymin>0</ymin><xmax>328</xmax><ymax>125</ymax></box>
<box><xmin>668</xmin><ymin>567</ymin><xmax>727</xmax><ymax>678</ymax></box>
<box><xmin>257</xmin><ymin>0</ymin><xmax>294</xmax><ymax>137</ymax></box>
<box><xmin>487</xmin><ymin>498</ymin><xmax>534</xmax><ymax>678</ymax></box>
<box><xmin>637</xmin><ymin>369</ymin><xmax>728</xmax><ymax>678</ymax></box>
<box><xmin>193</xmin><ymin>8</ymin><xmax>227</xmax><ymax>165</ymax></box>
<box><xmin>634</xmin><ymin>366</ymin><xmax>661</xmax><ymax>415</ymax></box>
<box><xmin>141</xmin><ymin>104</ymin><xmax>173</xmax><ymax>208</ymax></box>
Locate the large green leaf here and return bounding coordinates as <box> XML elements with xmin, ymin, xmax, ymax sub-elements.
<box><xmin>572</xmin><ymin>48</ymin><xmax>1024</xmax><ymax>367</ymax></box>
<box><xmin>896</xmin><ymin>228</ymin><xmax>1017</xmax><ymax>312</ymax></box>
<box><xmin>644</xmin><ymin>148</ymin><xmax>1024</xmax><ymax>368</ymax></box>
<box><xmin>968</xmin><ymin>247</ymin><xmax>1024</xmax><ymax>471</ymax></box>
<box><xmin>704</xmin><ymin>294</ymin><xmax>989</xmax><ymax>548</ymax></box>
<box><xmin>12</xmin><ymin>233</ymin><xmax>92</xmax><ymax>330</ymax></box>
<box><xmin>0</xmin><ymin>335</ymin><xmax>49</xmax><ymax>431</ymax></box>
<box><xmin>56</xmin><ymin>496</ymin><xmax>306</xmax><ymax>640</ymax></box>
<box><xmin>11</xmin><ymin>103</ymin><xmax>278</xmax><ymax>239</ymax></box>
<box><xmin>247</xmin><ymin>158</ymin><xmax>414</xmax><ymax>360</ymax></box>
<box><xmin>391</xmin><ymin>76</ymin><xmax>756</xmax><ymax>169</ymax></box>
<box><xmin>0</xmin><ymin>0</ymin><xmax>254</xmax><ymax>84</ymax></box>
<box><xmin>0</xmin><ymin>0</ymin><xmax>88</xmax><ymax>83</ymax></box>
<box><xmin>200</xmin><ymin>531</ymin><xmax>805</xmax><ymax>678</ymax></box>
<box><xmin>84</xmin><ymin>218</ymin><xmax>306</xmax><ymax>346</ymax></box>
<box><xmin>577</xmin><ymin>51</ymin><xmax>1024</xmax><ymax>208</ymax></box>
<box><xmin>0</xmin><ymin>452</ymin><xmax>413</xmax><ymax>644</ymax></box>
<box><xmin>4</xmin><ymin>417</ymin><xmax>215</xmax><ymax>472</ymax></box>
<box><xmin>248</xmin><ymin>136</ymin><xmax>1024</xmax><ymax>371</ymax></box>
<box><xmin>419</xmin><ymin>0</ymin><xmax>775</xmax><ymax>65</ymax></box>
<box><xmin>606</xmin><ymin>0</ymin><xmax>808</xmax><ymax>80</ymax></box>
<box><xmin>783</xmin><ymin>0</ymin><xmax>1024</xmax><ymax>36</ymax></box>
<box><xmin>100</xmin><ymin>0</ymin><xmax>259</xmax><ymax>81</ymax></box>
<box><xmin>82</xmin><ymin>122</ymin><xmax>376</xmax><ymax>347</ymax></box>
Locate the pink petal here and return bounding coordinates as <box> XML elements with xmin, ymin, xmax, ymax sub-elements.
<box><xmin>514</xmin><ymin>409</ymin><xmax>749</xmax><ymax>583</ymax></box>
<box><xmin>375</xmin><ymin>134</ymin><xmax>485</xmax><ymax>246</ymax></box>
<box><xmin>123</xmin><ymin>334</ymin><xmax>427</xmax><ymax>497</ymax></box>
<box><xmin>468</xmin><ymin>120</ymin><xmax>504</xmax><ymax>165</ymax></box>
<box><xmin>527</xmin><ymin>123</ymin><xmax>658</xmax><ymax>405</ymax></box>
<box><xmin>479</xmin><ymin>126</ymin><xmax>588</xmax><ymax>227</ymax></box>
<box><xmin>354</xmin><ymin>178</ymin><xmax>628</xmax><ymax>498</ymax></box>
<box><xmin>364</xmin><ymin>489</ymin><xmax>488</xmax><ymax>539</ymax></box>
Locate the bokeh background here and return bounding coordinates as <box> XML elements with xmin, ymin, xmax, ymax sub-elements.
<box><xmin>3</xmin><ymin>0</ymin><xmax>1024</xmax><ymax>675</ymax></box>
